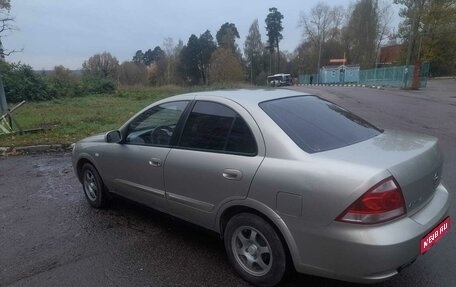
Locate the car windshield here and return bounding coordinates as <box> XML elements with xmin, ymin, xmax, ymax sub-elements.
<box><xmin>260</xmin><ymin>96</ymin><xmax>382</xmax><ymax>153</ymax></box>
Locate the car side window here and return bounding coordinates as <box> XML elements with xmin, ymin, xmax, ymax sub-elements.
<box><xmin>226</xmin><ymin>116</ymin><xmax>257</xmax><ymax>154</ymax></box>
<box><xmin>178</xmin><ymin>101</ymin><xmax>257</xmax><ymax>155</ymax></box>
<box><xmin>125</xmin><ymin>101</ymin><xmax>188</xmax><ymax>146</ymax></box>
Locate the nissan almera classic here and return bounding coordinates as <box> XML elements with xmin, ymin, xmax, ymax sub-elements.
<box><xmin>72</xmin><ymin>89</ymin><xmax>451</xmax><ymax>287</ymax></box>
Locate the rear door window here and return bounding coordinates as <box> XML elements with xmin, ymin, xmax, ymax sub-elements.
<box><xmin>178</xmin><ymin>101</ymin><xmax>257</xmax><ymax>155</ymax></box>
<box><xmin>260</xmin><ymin>96</ymin><xmax>381</xmax><ymax>153</ymax></box>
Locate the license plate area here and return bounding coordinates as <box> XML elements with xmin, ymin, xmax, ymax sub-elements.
<box><xmin>420</xmin><ymin>217</ymin><xmax>450</xmax><ymax>254</ymax></box>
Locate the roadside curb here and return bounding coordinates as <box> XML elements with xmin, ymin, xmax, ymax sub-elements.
<box><xmin>296</xmin><ymin>83</ymin><xmax>384</xmax><ymax>89</ymax></box>
<box><xmin>0</xmin><ymin>144</ymin><xmax>72</xmax><ymax>157</ymax></box>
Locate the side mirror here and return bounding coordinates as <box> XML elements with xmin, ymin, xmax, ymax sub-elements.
<box><xmin>105</xmin><ymin>130</ymin><xmax>122</xmax><ymax>143</ymax></box>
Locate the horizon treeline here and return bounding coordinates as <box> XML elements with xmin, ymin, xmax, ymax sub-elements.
<box><xmin>2</xmin><ymin>1</ymin><xmax>455</xmax><ymax>103</ymax></box>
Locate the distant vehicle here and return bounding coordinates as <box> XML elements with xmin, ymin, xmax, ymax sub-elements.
<box><xmin>267</xmin><ymin>73</ymin><xmax>292</xmax><ymax>87</ymax></box>
<box><xmin>72</xmin><ymin>89</ymin><xmax>451</xmax><ymax>287</ymax></box>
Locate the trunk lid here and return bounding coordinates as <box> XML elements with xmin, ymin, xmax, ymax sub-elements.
<box><xmin>317</xmin><ymin>130</ymin><xmax>443</xmax><ymax>215</ymax></box>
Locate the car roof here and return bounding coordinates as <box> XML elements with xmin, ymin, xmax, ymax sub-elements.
<box><xmin>169</xmin><ymin>88</ymin><xmax>311</xmax><ymax>106</ymax></box>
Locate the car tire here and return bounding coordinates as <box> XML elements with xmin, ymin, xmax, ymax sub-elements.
<box><xmin>224</xmin><ymin>213</ymin><xmax>287</xmax><ymax>287</ymax></box>
<box><xmin>81</xmin><ymin>163</ymin><xmax>109</xmax><ymax>209</ymax></box>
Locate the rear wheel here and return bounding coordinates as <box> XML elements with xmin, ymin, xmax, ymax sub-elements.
<box><xmin>224</xmin><ymin>213</ymin><xmax>287</xmax><ymax>287</ymax></box>
<box><xmin>81</xmin><ymin>163</ymin><xmax>109</xmax><ymax>208</ymax></box>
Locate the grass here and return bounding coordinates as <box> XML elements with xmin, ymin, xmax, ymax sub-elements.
<box><xmin>0</xmin><ymin>85</ymin><xmax>192</xmax><ymax>147</ymax></box>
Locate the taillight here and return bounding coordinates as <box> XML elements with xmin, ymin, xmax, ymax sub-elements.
<box><xmin>337</xmin><ymin>177</ymin><xmax>406</xmax><ymax>224</ymax></box>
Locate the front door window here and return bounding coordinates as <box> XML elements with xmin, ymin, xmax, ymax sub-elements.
<box><xmin>126</xmin><ymin>101</ymin><xmax>188</xmax><ymax>146</ymax></box>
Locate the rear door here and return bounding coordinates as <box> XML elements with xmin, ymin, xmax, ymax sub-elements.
<box><xmin>164</xmin><ymin>98</ymin><xmax>265</xmax><ymax>228</ymax></box>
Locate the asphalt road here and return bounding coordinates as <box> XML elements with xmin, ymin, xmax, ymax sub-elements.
<box><xmin>1</xmin><ymin>79</ymin><xmax>455</xmax><ymax>287</ymax></box>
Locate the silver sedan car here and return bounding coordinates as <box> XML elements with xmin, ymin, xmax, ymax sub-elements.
<box><xmin>72</xmin><ymin>89</ymin><xmax>451</xmax><ymax>287</ymax></box>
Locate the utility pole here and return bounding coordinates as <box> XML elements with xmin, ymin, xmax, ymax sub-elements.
<box><xmin>0</xmin><ymin>72</ymin><xmax>7</xmax><ymax>115</ymax></box>
<box><xmin>316</xmin><ymin>33</ymin><xmax>323</xmax><ymax>84</ymax></box>
<box><xmin>0</xmin><ymin>38</ymin><xmax>7</xmax><ymax>115</ymax></box>
<box><xmin>250</xmin><ymin>50</ymin><xmax>254</xmax><ymax>85</ymax></box>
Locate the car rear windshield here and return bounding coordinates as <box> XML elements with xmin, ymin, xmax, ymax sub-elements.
<box><xmin>259</xmin><ymin>96</ymin><xmax>381</xmax><ymax>153</ymax></box>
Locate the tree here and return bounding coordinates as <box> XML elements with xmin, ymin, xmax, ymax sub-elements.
<box><xmin>0</xmin><ymin>0</ymin><xmax>10</xmax><ymax>10</ymax></box>
<box><xmin>163</xmin><ymin>37</ymin><xmax>174</xmax><ymax>84</ymax></box>
<box><xmin>82</xmin><ymin>52</ymin><xmax>119</xmax><ymax>79</ymax></box>
<box><xmin>119</xmin><ymin>61</ymin><xmax>147</xmax><ymax>85</ymax></box>
<box><xmin>395</xmin><ymin>0</ymin><xmax>456</xmax><ymax>76</ymax></box>
<box><xmin>45</xmin><ymin>65</ymin><xmax>83</xmax><ymax>98</ymax></box>
<box><xmin>0</xmin><ymin>0</ymin><xmax>16</xmax><ymax>113</ymax></box>
<box><xmin>180</xmin><ymin>34</ymin><xmax>202</xmax><ymax>85</ymax></box>
<box><xmin>394</xmin><ymin>0</ymin><xmax>426</xmax><ymax>67</ymax></box>
<box><xmin>153</xmin><ymin>54</ymin><xmax>168</xmax><ymax>86</ymax></box>
<box><xmin>343</xmin><ymin>0</ymin><xmax>393</xmax><ymax>69</ymax></box>
<box><xmin>158</xmin><ymin>38</ymin><xmax>186</xmax><ymax>85</ymax></box>
<box><xmin>209</xmin><ymin>48</ymin><xmax>244</xmax><ymax>83</ymax></box>
<box><xmin>198</xmin><ymin>30</ymin><xmax>216</xmax><ymax>85</ymax></box>
<box><xmin>374</xmin><ymin>1</ymin><xmax>395</xmax><ymax>66</ymax></box>
<box><xmin>144</xmin><ymin>46</ymin><xmax>165</xmax><ymax>66</ymax></box>
<box><xmin>0</xmin><ymin>61</ymin><xmax>51</xmax><ymax>102</ymax></box>
<box><xmin>299</xmin><ymin>3</ymin><xmax>344</xmax><ymax>80</ymax></box>
<box><xmin>419</xmin><ymin>0</ymin><xmax>456</xmax><ymax>75</ymax></box>
<box><xmin>170</xmin><ymin>39</ymin><xmax>184</xmax><ymax>85</ymax></box>
<box><xmin>244</xmin><ymin>19</ymin><xmax>264</xmax><ymax>84</ymax></box>
<box><xmin>216</xmin><ymin>22</ymin><xmax>240</xmax><ymax>53</ymax></box>
<box><xmin>0</xmin><ymin>0</ymin><xmax>20</xmax><ymax>58</ymax></box>
<box><xmin>180</xmin><ymin>31</ymin><xmax>216</xmax><ymax>85</ymax></box>
<box><xmin>265</xmin><ymin>7</ymin><xmax>284</xmax><ymax>73</ymax></box>
<box><xmin>346</xmin><ymin>0</ymin><xmax>380</xmax><ymax>68</ymax></box>
<box><xmin>132</xmin><ymin>50</ymin><xmax>144</xmax><ymax>64</ymax></box>
<box><xmin>143</xmin><ymin>49</ymin><xmax>153</xmax><ymax>66</ymax></box>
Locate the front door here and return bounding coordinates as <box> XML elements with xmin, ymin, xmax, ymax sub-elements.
<box><xmin>99</xmin><ymin>100</ymin><xmax>189</xmax><ymax>212</ymax></box>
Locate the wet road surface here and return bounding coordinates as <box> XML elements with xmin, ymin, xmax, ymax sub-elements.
<box><xmin>1</xmin><ymin>79</ymin><xmax>455</xmax><ymax>286</ymax></box>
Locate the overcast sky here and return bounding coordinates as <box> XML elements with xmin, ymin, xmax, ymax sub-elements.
<box><xmin>6</xmin><ymin>0</ymin><xmax>398</xmax><ymax>70</ymax></box>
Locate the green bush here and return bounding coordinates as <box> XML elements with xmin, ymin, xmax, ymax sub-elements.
<box><xmin>81</xmin><ymin>75</ymin><xmax>117</xmax><ymax>94</ymax></box>
<box><xmin>0</xmin><ymin>62</ymin><xmax>118</xmax><ymax>103</ymax></box>
<box><xmin>45</xmin><ymin>65</ymin><xmax>84</xmax><ymax>98</ymax></box>
<box><xmin>0</xmin><ymin>62</ymin><xmax>52</xmax><ymax>103</ymax></box>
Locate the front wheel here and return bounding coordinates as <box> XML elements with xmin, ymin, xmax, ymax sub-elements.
<box><xmin>81</xmin><ymin>163</ymin><xmax>109</xmax><ymax>208</ymax></box>
<box><xmin>224</xmin><ymin>213</ymin><xmax>288</xmax><ymax>287</ymax></box>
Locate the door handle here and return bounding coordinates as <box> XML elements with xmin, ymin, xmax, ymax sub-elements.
<box><xmin>148</xmin><ymin>158</ymin><xmax>162</xmax><ymax>167</ymax></box>
<box><xmin>222</xmin><ymin>169</ymin><xmax>242</xmax><ymax>181</ymax></box>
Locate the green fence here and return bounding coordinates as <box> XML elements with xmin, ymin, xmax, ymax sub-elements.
<box><xmin>298</xmin><ymin>74</ymin><xmax>318</xmax><ymax>85</ymax></box>
<box><xmin>299</xmin><ymin>62</ymin><xmax>430</xmax><ymax>88</ymax></box>
<box><xmin>359</xmin><ymin>64</ymin><xmax>429</xmax><ymax>88</ymax></box>
<box><xmin>359</xmin><ymin>66</ymin><xmax>407</xmax><ymax>87</ymax></box>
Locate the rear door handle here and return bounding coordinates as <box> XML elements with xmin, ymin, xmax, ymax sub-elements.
<box><xmin>148</xmin><ymin>158</ymin><xmax>162</xmax><ymax>167</ymax></box>
<box><xmin>222</xmin><ymin>169</ymin><xmax>242</xmax><ymax>181</ymax></box>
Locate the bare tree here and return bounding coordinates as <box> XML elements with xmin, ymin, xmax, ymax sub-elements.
<box><xmin>119</xmin><ymin>61</ymin><xmax>147</xmax><ymax>85</ymax></box>
<box><xmin>343</xmin><ymin>0</ymin><xmax>392</xmax><ymax>69</ymax></box>
<box><xmin>82</xmin><ymin>52</ymin><xmax>120</xmax><ymax>79</ymax></box>
<box><xmin>375</xmin><ymin>1</ymin><xmax>394</xmax><ymax>66</ymax></box>
<box><xmin>163</xmin><ymin>37</ymin><xmax>174</xmax><ymax>84</ymax></box>
<box><xmin>0</xmin><ymin>0</ymin><xmax>21</xmax><ymax>58</ymax></box>
<box><xmin>299</xmin><ymin>2</ymin><xmax>344</xmax><ymax>81</ymax></box>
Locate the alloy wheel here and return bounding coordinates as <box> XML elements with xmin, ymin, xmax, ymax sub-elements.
<box><xmin>231</xmin><ymin>226</ymin><xmax>273</xmax><ymax>276</ymax></box>
<box><xmin>83</xmin><ymin>170</ymin><xmax>98</xmax><ymax>201</ymax></box>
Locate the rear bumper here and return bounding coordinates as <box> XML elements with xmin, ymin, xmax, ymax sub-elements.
<box><xmin>290</xmin><ymin>183</ymin><xmax>451</xmax><ymax>283</ymax></box>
